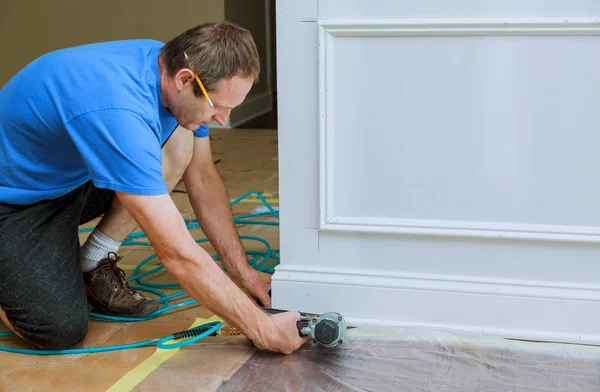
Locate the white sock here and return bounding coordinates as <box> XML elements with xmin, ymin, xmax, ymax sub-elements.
<box><xmin>80</xmin><ymin>228</ymin><xmax>122</xmax><ymax>272</ymax></box>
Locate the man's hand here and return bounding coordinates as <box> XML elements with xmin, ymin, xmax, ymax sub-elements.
<box><xmin>239</xmin><ymin>268</ymin><xmax>272</xmax><ymax>308</ymax></box>
<box><xmin>251</xmin><ymin>312</ymin><xmax>309</xmax><ymax>354</ymax></box>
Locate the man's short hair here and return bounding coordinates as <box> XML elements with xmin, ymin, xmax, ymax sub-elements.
<box><xmin>161</xmin><ymin>21</ymin><xmax>260</xmax><ymax>95</ymax></box>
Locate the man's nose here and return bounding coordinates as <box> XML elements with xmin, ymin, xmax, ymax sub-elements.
<box><xmin>213</xmin><ymin>114</ymin><xmax>226</xmax><ymax>126</ymax></box>
<box><xmin>213</xmin><ymin>110</ymin><xmax>231</xmax><ymax>126</ymax></box>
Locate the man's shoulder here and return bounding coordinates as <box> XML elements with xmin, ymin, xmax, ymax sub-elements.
<box><xmin>47</xmin><ymin>39</ymin><xmax>165</xmax><ymax>58</ymax></box>
<box><xmin>0</xmin><ymin>39</ymin><xmax>166</xmax><ymax>133</ymax></box>
<box><xmin>51</xmin><ymin>39</ymin><xmax>165</xmax><ymax>122</ymax></box>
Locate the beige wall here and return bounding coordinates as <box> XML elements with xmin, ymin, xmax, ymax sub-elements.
<box><xmin>0</xmin><ymin>0</ymin><xmax>225</xmax><ymax>87</ymax></box>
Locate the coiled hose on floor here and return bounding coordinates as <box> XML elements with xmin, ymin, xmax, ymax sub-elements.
<box><xmin>0</xmin><ymin>190</ymin><xmax>279</xmax><ymax>355</ymax></box>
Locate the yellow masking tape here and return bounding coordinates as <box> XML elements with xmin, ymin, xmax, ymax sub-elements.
<box><xmin>231</xmin><ymin>198</ymin><xmax>279</xmax><ymax>204</ymax></box>
<box><xmin>107</xmin><ymin>315</ymin><xmax>222</xmax><ymax>392</ymax></box>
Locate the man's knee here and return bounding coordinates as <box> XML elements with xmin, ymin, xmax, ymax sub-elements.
<box><xmin>12</xmin><ymin>303</ymin><xmax>89</xmax><ymax>350</ymax></box>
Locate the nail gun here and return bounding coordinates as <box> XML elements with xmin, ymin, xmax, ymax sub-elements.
<box><xmin>262</xmin><ymin>307</ymin><xmax>354</xmax><ymax>348</ymax></box>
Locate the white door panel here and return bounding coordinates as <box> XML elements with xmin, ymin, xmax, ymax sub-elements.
<box><xmin>274</xmin><ymin>1</ymin><xmax>600</xmax><ymax>345</ymax></box>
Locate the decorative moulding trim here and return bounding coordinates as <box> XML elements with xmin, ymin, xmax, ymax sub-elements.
<box><xmin>274</xmin><ymin>265</ymin><xmax>600</xmax><ymax>303</ymax></box>
<box><xmin>317</xmin><ymin>18</ymin><xmax>600</xmax><ymax>243</ymax></box>
<box><xmin>322</xmin><ymin>216</ymin><xmax>600</xmax><ymax>243</ymax></box>
<box><xmin>318</xmin><ymin>18</ymin><xmax>600</xmax><ymax>36</ymax></box>
<box><xmin>273</xmin><ymin>264</ymin><xmax>600</xmax><ymax>344</ymax></box>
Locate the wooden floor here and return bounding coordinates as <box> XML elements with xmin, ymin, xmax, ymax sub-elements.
<box><xmin>0</xmin><ymin>128</ymin><xmax>280</xmax><ymax>392</ymax></box>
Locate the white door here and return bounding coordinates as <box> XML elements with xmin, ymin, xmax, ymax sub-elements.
<box><xmin>274</xmin><ymin>1</ymin><xmax>600</xmax><ymax>345</ymax></box>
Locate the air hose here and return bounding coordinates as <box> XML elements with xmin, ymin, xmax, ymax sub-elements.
<box><xmin>0</xmin><ymin>190</ymin><xmax>279</xmax><ymax>355</ymax></box>
<box><xmin>0</xmin><ymin>322</ymin><xmax>221</xmax><ymax>355</ymax></box>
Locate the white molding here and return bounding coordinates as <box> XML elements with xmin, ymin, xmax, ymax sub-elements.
<box><xmin>319</xmin><ymin>18</ymin><xmax>600</xmax><ymax>36</ymax></box>
<box><xmin>322</xmin><ymin>216</ymin><xmax>600</xmax><ymax>243</ymax></box>
<box><xmin>317</xmin><ymin>18</ymin><xmax>600</xmax><ymax>243</ymax></box>
<box><xmin>229</xmin><ymin>91</ymin><xmax>273</xmax><ymax>128</ymax></box>
<box><xmin>272</xmin><ymin>265</ymin><xmax>600</xmax><ymax>345</ymax></box>
<box><xmin>274</xmin><ymin>265</ymin><xmax>600</xmax><ymax>302</ymax></box>
<box><xmin>318</xmin><ymin>22</ymin><xmax>335</xmax><ymax>229</ymax></box>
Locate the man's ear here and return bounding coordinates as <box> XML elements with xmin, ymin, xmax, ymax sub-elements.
<box><xmin>174</xmin><ymin>69</ymin><xmax>195</xmax><ymax>92</ymax></box>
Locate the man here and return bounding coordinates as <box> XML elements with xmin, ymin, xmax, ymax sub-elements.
<box><xmin>0</xmin><ymin>21</ymin><xmax>307</xmax><ymax>354</ymax></box>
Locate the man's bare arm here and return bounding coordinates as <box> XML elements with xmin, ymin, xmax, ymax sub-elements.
<box><xmin>115</xmin><ymin>191</ymin><xmax>304</xmax><ymax>353</ymax></box>
<box><xmin>182</xmin><ymin>137</ymin><xmax>256</xmax><ymax>287</ymax></box>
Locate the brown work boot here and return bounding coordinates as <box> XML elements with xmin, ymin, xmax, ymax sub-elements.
<box><xmin>83</xmin><ymin>252</ymin><xmax>160</xmax><ymax>317</ymax></box>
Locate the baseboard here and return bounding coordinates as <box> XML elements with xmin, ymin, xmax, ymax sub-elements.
<box><xmin>272</xmin><ymin>266</ymin><xmax>600</xmax><ymax>345</ymax></box>
<box><xmin>229</xmin><ymin>91</ymin><xmax>273</xmax><ymax>128</ymax></box>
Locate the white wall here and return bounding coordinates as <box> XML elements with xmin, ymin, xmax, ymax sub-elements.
<box><xmin>274</xmin><ymin>0</ymin><xmax>600</xmax><ymax>345</ymax></box>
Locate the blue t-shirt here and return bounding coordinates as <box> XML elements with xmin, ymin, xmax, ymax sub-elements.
<box><xmin>0</xmin><ymin>39</ymin><xmax>208</xmax><ymax>205</ymax></box>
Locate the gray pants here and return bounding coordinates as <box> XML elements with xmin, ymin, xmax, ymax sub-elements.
<box><xmin>0</xmin><ymin>181</ymin><xmax>114</xmax><ymax>349</ymax></box>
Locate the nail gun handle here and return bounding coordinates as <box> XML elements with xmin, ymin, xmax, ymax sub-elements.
<box><xmin>261</xmin><ymin>308</ymin><xmax>314</xmax><ymax>336</ymax></box>
<box><xmin>297</xmin><ymin>320</ymin><xmax>310</xmax><ymax>336</ymax></box>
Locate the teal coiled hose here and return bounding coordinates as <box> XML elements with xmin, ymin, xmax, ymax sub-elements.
<box><xmin>0</xmin><ymin>190</ymin><xmax>279</xmax><ymax>355</ymax></box>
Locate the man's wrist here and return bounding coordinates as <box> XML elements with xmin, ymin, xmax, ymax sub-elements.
<box><xmin>244</xmin><ymin>308</ymin><xmax>273</xmax><ymax>345</ymax></box>
<box><xmin>224</xmin><ymin>254</ymin><xmax>253</xmax><ymax>280</ymax></box>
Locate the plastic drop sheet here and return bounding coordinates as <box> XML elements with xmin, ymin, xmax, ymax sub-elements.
<box><xmin>133</xmin><ymin>327</ymin><xmax>600</xmax><ymax>391</ymax></box>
